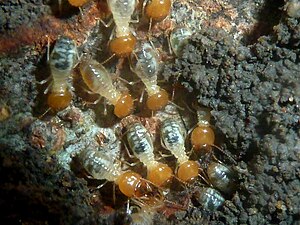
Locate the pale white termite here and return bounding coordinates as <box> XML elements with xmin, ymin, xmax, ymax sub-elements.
<box><xmin>207</xmin><ymin>161</ymin><xmax>235</xmax><ymax>194</ymax></box>
<box><xmin>169</xmin><ymin>26</ymin><xmax>192</xmax><ymax>57</ymax></box>
<box><xmin>79</xmin><ymin>59</ymin><xmax>134</xmax><ymax>118</ymax></box>
<box><xmin>78</xmin><ymin>148</ymin><xmax>149</xmax><ymax>197</ymax></box>
<box><xmin>107</xmin><ymin>0</ymin><xmax>137</xmax><ymax>57</ymax></box>
<box><xmin>130</xmin><ymin>42</ymin><xmax>169</xmax><ymax>111</ymax></box>
<box><xmin>42</xmin><ymin>36</ymin><xmax>77</xmax><ymax>111</ymax></box>
<box><xmin>126</xmin><ymin>122</ymin><xmax>173</xmax><ymax>186</ymax></box>
<box><xmin>160</xmin><ymin>118</ymin><xmax>200</xmax><ymax>182</ymax></box>
<box><xmin>193</xmin><ymin>187</ymin><xmax>225</xmax><ymax>212</ymax></box>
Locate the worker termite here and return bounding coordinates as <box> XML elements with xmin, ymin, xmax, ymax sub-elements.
<box><xmin>126</xmin><ymin>122</ymin><xmax>173</xmax><ymax>187</ymax></box>
<box><xmin>79</xmin><ymin>59</ymin><xmax>134</xmax><ymax>118</ymax></box>
<box><xmin>160</xmin><ymin>118</ymin><xmax>203</xmax><ymax>183</ymax></box>
<box><xmin>78</xmin><ymin>148</ymin><xmax>153</xmax><ymax>198</ymax></box>
<box><xmin>40</xmin><ymin>36</ymin><xmax>77</xmax><ymax>113</ymax></box>
<box><xmin>190</xmin><ymin>106</ymin><xmax>237</xmax><ymax>164</ymax></box>
<box><xmin>130</xmin><ymin>42</ymin><xmax>169</xmax><ymax>111</ymax></box>
<box><xmin>169</xmin><ymin>26</ymin><xmax>192</xmax><ymax>57</ymax></box>
<box><xmin>106</xmin><ymin>0</ymin><xmax>138</xmax><ymax>58</ymax></box>
<box><xmin>192</xmin><ymin>187</ymin><xmax>225</xmax><ymax>212</ymax></box>
<box><xmin>207</xmin><ymin>161</ymin><xmax>236</xmax><ymax>194</ymax></box>
<box><xmin>143</xmin><ymin>0</ymin><xmax>172</xmax><ymax>31</ymax></box>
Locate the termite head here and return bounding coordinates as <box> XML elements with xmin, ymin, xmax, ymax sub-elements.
<box><xmin>110</xmin><ymin>33</ymin><xmax>137</xmax><ymax>58</ymax></box>
<box><xmin>190</xmin><ymin>126</ymin><xmax>215</xmax><ymax>151</ymax></box>
<box><xmin>191</xmin><ymin>106</ymin><xmax>215</xmax><ymax>150</ymax></box>
<box><xmin>114</xmin><ymin>93</ymin><xmax>134</xmax><ymax>118</ymax></box>
<box><xmin>146</xmin><ymin>88</ymin><xmax>169</xmax><ymax>111</ymax></box>
<box><xmin>145</xmin><ymin>0</ymin><xmax>172</xmax><ymax>22</ymax></box>
<box><xmin>117</xmin><ymin>171</ymin><xmax>155</xmax><ymax>198</ymax></box>
<box><xmin>47</xmin><ymin>89</ymin><xmax>72</xmax><ymax>111</ymax></box>
<box><xmin>177</xmin><ymin>160</ymin><xmax>199</xmax><ymax>183</ymax></box>
<box><xmin>68</xmin><ymin>0</ymin><xmax>89</xmax><ymax>7</ymax></box>
<box><xmin>147</xmin><ymin>162</ymin><xmax>173</xmax><ymax>187</ymax></box>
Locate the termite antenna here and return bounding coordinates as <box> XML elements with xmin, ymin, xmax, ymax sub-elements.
<box><xmin>100</xmin><ymin>54</ymin><xmax>116</xmax><ymax>65</ymax></box>
<box><xmin>38</xmin><ymin>107</ymin><xmax>51</xmax><ymax>120</ymax></box>
<box><xmin>46</xmin><ymin>35</ymin><xmax>50</xmax><ymax>62</ymax></box>
<box><xmin>211</xmin><ymin>144</ymin><xmax>237</xmax><ymax>165</ymax></box>
<box><xmin>58</xmin><ymin>0</ymin><xmax>62</xmax><ymax>15</ymax></box>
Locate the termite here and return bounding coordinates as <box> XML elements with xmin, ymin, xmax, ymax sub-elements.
<box><xmin>160</xmin><ymin>118</ymin><xmax>201</xmax><ymax>183</ymax></box>
<box><xmin>79</xmin><ymin>59</ymin><xmax>134</xmax><ymax>118</ymax></box>
<box><xmin>40</xmin><ymin>36</ymin><xmax>77</xmax><ymax>113</ymax></box>
<box><xmin>107</xmin><ymin>0</ymin><xmax>137</xmax><ymax>58</ymax></box>
<box><xmin>193</xmin><ymin>187</ymin><xmax>225</xmax><ymax>212</ymax></box>
<box><xmin>207</xmin><ymin>161</ymin><xmax>236</xmax><ymax>194</ymax></box>
<box><xmin>190</xmin><ymin>107</ymin><xmax>215</xmax><ymax>151</ymax></box>
<box><xmin>126</xmin><ymin>122</ymin><xmax>173</xmax><ymax>187</ymax></box>
<box><xmin>130</xmin><ymin>42</ymin><xmax>169</xmax><ymax>111</ymax></box>
<box><xmin>79</xmin><ymin>148</ymin><xmax>153</xmax><ymax>198</ymax></box>
<box><xmin>169</xmin><ymin>26</ymin><xmax>192</xmax><ymax>57</ymax></box>
<box><xmin>190</xmin><ymin>106</ymin><xmax>237</xmax><ymax>169</ymax></box>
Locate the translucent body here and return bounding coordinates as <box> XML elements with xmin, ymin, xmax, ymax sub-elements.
<box><xmin>79</xmin><ymin>148</ymin><xmax>144</xmax><ymax>197</ymax></box>
<box><xmin>161</xmin><ymin>119</ymin><xmax>199</xmax><ymax>182</ymax></box>
<box><xmin>131</xmin><ymin>43</ymin><xmax>160</xmax><ymax>95</ymax></box>
<box><xmin>207</xmin><ymin>162</ymin><xmax>235</xmax><ymax>194</ymax></box>
<box><xmin>47</xmin><ymin>36</ymin><xmax>77</xmax><ymax>111</ymax></box>
<box><xmin>107</xmin><ymin>0</ymin><xmax>137</xmax><ymax>56</ymax></box>
<box><xmin>191</xmin><ymin>107</ymin><xmax>215</xmax><ymax>150</ymax></box>
<box><xmin>79</xmin><ymin>148</ymin><xmax>121</xmax><ymax>181</ymax></box>
<box><xmin>131</xmin><ymin>43</ymin><xmax>169</xmax><ymax>110</ymax></box>
<box><xmin>79</xmin><ymin>59</ymin><xmax>134</xmax><ymax>118</ymax></box>
<box><xmin>170</xmin><ymin>27</ymin><xmax>192</xmax><ymax>57</ymax></box>
<box><xmin>145</xmin><ymin>0</ymin><xmax>171</xmax><ymax>22</ymax></box>
<box><xmin>160</xmin><ymin>119</ymin><xmax>188</xmax><ymax>164</ymax></box>
<box><xmin>126</xmin><ymin>122</ymin><xmax>173</xmax><ymax>186</ymax></box>
<box><xmin>194</xmin><ymin>187</ymin><xmax>225</xmax><ymax>212</ymax></box>
<box><xmin>107</xmin><ymin>0</ymin><xmax>136</xmax><ymax>37</ymax></box>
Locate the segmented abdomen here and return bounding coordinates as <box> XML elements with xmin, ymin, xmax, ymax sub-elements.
<box><xmin>127</xmin><ymin>123</ymin><xmax>155</xmax><ymax>164</ymax></box>
<box><xmin>80</xmin><ymin>60</ymin><xmax>121</xmax><ymax>105</ymax></box>
<box><xmin>79</xmin><ymin>148</ymin><xmax>121</xmax><ymax>182</ymax></box>
<box><xmin>161</xmin><ymin>119</ymin><xmax>188</xmax><ymax>164</ymax></box>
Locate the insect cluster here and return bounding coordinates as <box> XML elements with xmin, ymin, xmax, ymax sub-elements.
<box><xmin>37</xmin><ymin>0</ymin><xmax>237</xmax><ymax>223</ymax></box>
